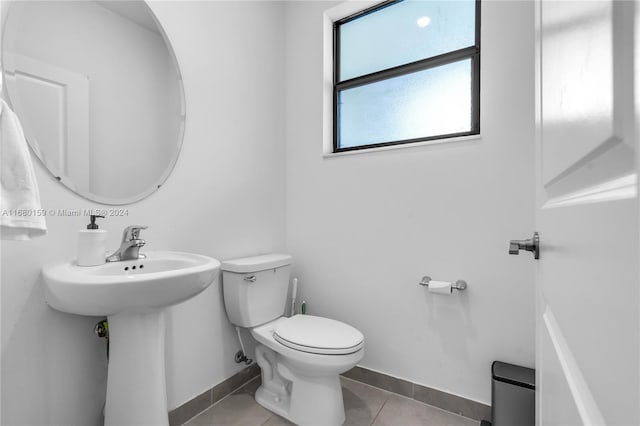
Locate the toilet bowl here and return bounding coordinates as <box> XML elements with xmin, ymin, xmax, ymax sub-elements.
<box><xmin>221</xmin><ymin>254</ymin><xmax>364</xmax><ymax>426</ymax></box>
<box><xmin>251</xmin><ymin>316</ymin><xmax>363</xmax><ymax>425</ymax></box>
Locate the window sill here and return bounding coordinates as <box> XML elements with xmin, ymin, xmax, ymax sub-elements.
<box><xmin>322</xmin><ymin>133</ymin><xmax>482</xmax><ymax>158</ymax></box>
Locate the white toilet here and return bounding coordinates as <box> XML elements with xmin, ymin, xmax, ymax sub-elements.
<box><xmin>221</xmin><ymin>254</ymin><xmax>364</xmax><ymax>426</ymax></box>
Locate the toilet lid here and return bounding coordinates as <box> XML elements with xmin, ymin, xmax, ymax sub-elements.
<box><xmin>273</xmin><ymin>315</ymin><xmax>364</xmax><ymax>355</ymax></box>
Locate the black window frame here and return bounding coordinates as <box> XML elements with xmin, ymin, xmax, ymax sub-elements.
<box><xmin>333</xmin><ymin>0</ymin><xmax>481</xmax><ymax>153</ymax></box>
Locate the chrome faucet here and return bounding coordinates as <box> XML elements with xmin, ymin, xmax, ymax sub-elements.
<box><xmin>106</xmin><ymin>225</ymin><xmax>147</xmax><ymax>262</ymax></box>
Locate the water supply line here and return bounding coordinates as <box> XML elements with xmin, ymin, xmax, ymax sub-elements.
<box><xmin>234</xmin><ymin>326</ymin><xmax>253</xmax><ymax>365</ymax></box>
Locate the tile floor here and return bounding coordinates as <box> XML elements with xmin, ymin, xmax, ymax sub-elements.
<box><xmin>184</xmin><ymin>377</ymin><xmax>479</xmax><ymax>426</ymax></box>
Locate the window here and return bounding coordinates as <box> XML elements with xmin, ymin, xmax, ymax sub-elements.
<box><xmin>333</xmin><ymin>0</ymin><xmax>480</xmax><ymax>152</ymax></box>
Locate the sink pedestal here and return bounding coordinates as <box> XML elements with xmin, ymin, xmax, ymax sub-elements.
<box><xmin>105</xmin><ymin>309</ymin><xmax>169</xmax><ymax>426</ymax></box>
<box><xmin>42</xmin><ymin>251</ymin><xmax>221</xmax><ymax>425</ymax></box>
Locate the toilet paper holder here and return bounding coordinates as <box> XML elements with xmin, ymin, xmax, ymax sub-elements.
<box><xmin>419</xmin><ymin>276</ymin><xmax>468</xmax><ymax>291</ymax></box>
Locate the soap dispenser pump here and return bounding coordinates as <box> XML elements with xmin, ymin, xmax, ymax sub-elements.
<box><xmin>77</xmin><ymin>215</ymin><xmax>108</xmax><ymax>266</ymax></box>
<box><xmin>87</xmin><ymin>214</ymin><xmax>103</xmax><ymax>229</ymax></box>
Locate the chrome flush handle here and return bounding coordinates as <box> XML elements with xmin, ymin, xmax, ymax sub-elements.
<box><xmin>244</xmin><ymin>275</ymin><xmax>257</xmax><ymax>283</ymax></box>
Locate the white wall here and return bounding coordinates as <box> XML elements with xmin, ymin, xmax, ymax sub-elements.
<box><xmin>1</xmin><ymin>1</ymin><xmax>285</xmax><ymax>424</ymax></box>
<box><xmin>284</xmin><ymin>0</ymin><xmax>535</xmax><ymax>405</ymax></box>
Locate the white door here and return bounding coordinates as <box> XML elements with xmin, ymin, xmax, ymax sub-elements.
<box><xmin>532</xmin><ymin>0</ymin><xmax>639</xmax><ymax>425</ymax></box>
<box><xmin>3</xmin><ymin>53</ymin><xmax>89</xmax><ymax>192</ymax></box>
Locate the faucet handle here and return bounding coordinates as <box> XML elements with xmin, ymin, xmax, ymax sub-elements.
<box><xmin>122</xmin><ymin>225</ymin><xmax>148</xmax><ymax>241</ymax></box>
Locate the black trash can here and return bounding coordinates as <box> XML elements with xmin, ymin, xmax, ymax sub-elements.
<box><xmin>487</xmin><ymin>361</ymin><xmax>535</xmax><ymax>426</ymax></box>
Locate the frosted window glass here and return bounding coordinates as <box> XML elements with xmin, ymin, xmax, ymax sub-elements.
<box><xmin>339</xmin><ymin>0</ymin><xmax>476</xmax><ymax>81</ymax></box>
<box><xmin>338</xmin><ymin>59</ymin><xmax>471</xmax><ymax>148</ymax></box>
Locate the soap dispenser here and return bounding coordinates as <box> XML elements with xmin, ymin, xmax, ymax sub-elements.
<box><xmin>77</xmin><ymin>215</ymin><xmax>107</xmax><ymax>266</ymax></box>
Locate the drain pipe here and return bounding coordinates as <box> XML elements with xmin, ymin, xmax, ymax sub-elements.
<box><xmin>234</xmin><ymin>326</ymin><xmax>253</xmax><ymax>365</ymax></box>
<box><xmin>94</xmin><ymin>319</ymin><xmax>109</xmax><ymax>360</ymax></box>
<box><xmin>94</xmin><ymin>319</ymin><xmax>109</xmax><ymax>419</ymax></box>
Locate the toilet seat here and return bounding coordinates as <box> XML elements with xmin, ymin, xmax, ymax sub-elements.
<box><xmin>273</xmin><ymin>315</ymin><xmax>364</xmax><ymax>355</ymax></box>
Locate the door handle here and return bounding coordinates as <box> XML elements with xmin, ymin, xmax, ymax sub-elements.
<box><xmin>509</xmin><ymin>232</ymin><xmax>540</xmax><ymax>259</ymax></box>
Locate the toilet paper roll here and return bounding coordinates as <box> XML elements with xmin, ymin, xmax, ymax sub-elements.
<box><xmin>428</xmin><ymin>280</ymin><xmax>452</xmax><ymax>295</ymax></box>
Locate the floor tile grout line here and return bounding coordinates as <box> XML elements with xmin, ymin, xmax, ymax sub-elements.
<box><xmin>340</xmin><ymin>376</ymin><xmax>393</xmax><ymax>396</ymax></box>
<box><xmin>369</xmin><ymin>394</ymin><xmax>391</xmax><ymax>426</ymax></box>
<box><xmin>211</xmin><ymin>374</ymin><xmax>261</xmax><ymax>408</ymax></box>
<box><xmin>382</xmin><ymin>391</ymin><xmax>480</xmax><ymax>424</ymax></box>
<box><xmin>181</xmin><ymin>374</ymin><xmax>261</xmax><ymax>425</ymax></box>
<box><xmin>176</xmin><ymin>388</ymin><xmax>214</xmax><ymax>426</ymax></box>
<box><xmin>342</xmin><ymin>376</ymin><xmax>479</xmax><ymax>424</ymax></box>
<box><xmin>228</xmin><ymin>373</ymin><xmax>261</xmax><ymax>397</ymax></box>
<box><xmin>260</xmin><ymin>413</ymin><xmax>277</xmax><ymax>426</ymax></box>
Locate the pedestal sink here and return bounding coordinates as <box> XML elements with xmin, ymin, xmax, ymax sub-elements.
<box><xmin>42</xmin><ymin>251</ymin><xmax>220</xmax><ymax>426</ymax></box>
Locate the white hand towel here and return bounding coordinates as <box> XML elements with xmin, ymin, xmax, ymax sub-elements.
<box><xmin>0</xmin><ymin>99</ymin><xmax>47</xmax><ymax>240</ymax></box>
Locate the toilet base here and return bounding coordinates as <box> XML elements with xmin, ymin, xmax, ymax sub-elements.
<box><xmin>254</xmin><ymin>344</ymin><xmax>347</xmax><ymax>426</ymax></box>
<box><xmin>255</xmin><ymin>385</ymin><xmax>291</xmax><ymax>420</ymax></box>
<box><xmin>255</xmin><ymin>375</ymin><xmax>346</xmax><ymax>426</ymax></box>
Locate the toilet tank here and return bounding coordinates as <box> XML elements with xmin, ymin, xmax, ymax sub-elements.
<box><xmin>221</xmin><ymin>254</ymin><xmax>292</xmax><ymax>328</ymax></box>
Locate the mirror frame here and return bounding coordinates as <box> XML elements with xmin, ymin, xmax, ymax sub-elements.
<box><xmin>0</xmin><ymin>0</ymin><xmax>186</xmax><ymax>205</ymax></box>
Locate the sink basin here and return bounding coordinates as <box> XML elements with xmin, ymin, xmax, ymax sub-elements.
<box><xmin>42</xmin><ymin>250</ymin><xmax>220</xmax><ymax>426</ymax></box>
<box><xmin>43</xmin><ymin>250</ymin><xmax>220</xmax><ymax>316</ymax></box>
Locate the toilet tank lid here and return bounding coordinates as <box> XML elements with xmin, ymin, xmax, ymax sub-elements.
<box><xmin>221</xmin><ymin>253</ymin><xmax>292</xmax><ymax>273</ymax></box>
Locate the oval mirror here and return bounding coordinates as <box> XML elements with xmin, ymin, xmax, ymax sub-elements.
<box><xmin>1</xmin><ymin>0</ymin><xmax>185</xmax><ymax>204</ymax></box>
